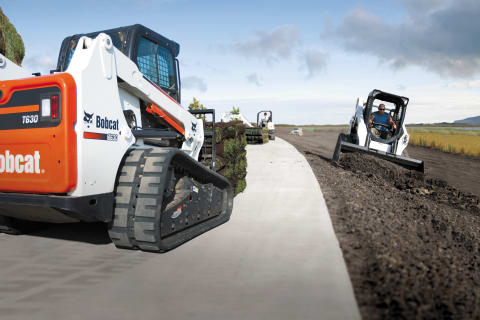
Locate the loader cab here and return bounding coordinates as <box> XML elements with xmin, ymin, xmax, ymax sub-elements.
<box><xmin>363</xmin><ymin>90</ymin><xmax>408</xmax><ymax>144</ymax></box>
<box><xmin>256</xmin><ymin>110</ymin><xmax>272</xmax><ymax>127</ymax></box>
<box><xmin>56</xmin><ymin>24</ymin><xmax>182</xmax><ymax>103</ymax></box>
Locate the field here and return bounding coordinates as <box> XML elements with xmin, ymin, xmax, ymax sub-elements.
<box><xmin>279</xmin><ymin>124</ymin><xmax>480</xmax><ymax>158</ymax></box>
<box><xmin>408</xmin><ymin>127</ymin><xmax>480</xmax><ymax>158</ymax></box>
<box><xmin>277</xmin><ymin>127</ymin><xmax>480</xmax><ymax>319</ymax></box>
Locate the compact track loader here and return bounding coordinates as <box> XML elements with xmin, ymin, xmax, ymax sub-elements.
<box><xmin>332</xmin><ymin>89</ymin><xmax>424</xmax><ymax>172</ymax></box>
<box><xmin>0</xmin><ymin>24</ymin><xmax>233</xmax><ymax>252</ymax></box>
<box><xmin>245</xmin><ymin>110</ymin><xmax>274</xmax><ymax>143</ymax></box>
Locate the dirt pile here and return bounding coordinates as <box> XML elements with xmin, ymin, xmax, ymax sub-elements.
<box><xmin>278</xmin><ymin>129</ymin><xmax>480</xmax><ymax>319</ymax></box>
<box><xmin>336</xmin><ymin>153</ymin><xmax>480</xmax><ymax>319</ymax></box>
<box><xmin>339</xmin><ymin>153</ymin><xmax>480</xmax><ymax>214</ymax></box>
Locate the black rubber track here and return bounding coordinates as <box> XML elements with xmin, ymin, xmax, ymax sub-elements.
<box><xmin>108</xmin><ymin>148</ymin><xmax>233</xmax><ymax>252</ymax></box>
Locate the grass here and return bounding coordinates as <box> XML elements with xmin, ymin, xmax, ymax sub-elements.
<box><xmin>407</xmin><ymin>123</ymin><xmax>480</xmax><ymax>128</ymax></box>
<box><xmin>408</xmin><ymin>127</ymin><xmax>480</xmax><ymax>158</ymax></box>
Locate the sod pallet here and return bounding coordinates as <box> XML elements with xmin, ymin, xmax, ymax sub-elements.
<box><xmin>204</xmin><ymin>121</ymin><xmax>247</xmax><ymax>196</ymax></box>
<box><xmin>245</xmin><ymin>127</ymin><xmax>269</xmax><ymax>144</ymax></box>
<box><xmin>0</xmin><ymin>8</ymin><xmax>25</xmax><ymax>65</ymax></box>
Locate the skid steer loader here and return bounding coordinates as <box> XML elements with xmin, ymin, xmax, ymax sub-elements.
<box><xmin>332</xmin><ymin>89</ymin><xmax>424</xmax><ymax>172</ymax></box>
<box><xmin>0</xmin><ymin>24</ymin><xmax>233</xmax><ymax>252</ymax></box>
<box><xmin>245</xmin><ymin>110</ymin><xmax>274</xmax><ymax>143</ymax></box>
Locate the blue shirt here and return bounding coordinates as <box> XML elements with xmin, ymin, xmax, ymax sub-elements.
<box><xmin>373</xmin><ymin>112</ymin><xmax>390</xmax><ymax>132</ymax></box>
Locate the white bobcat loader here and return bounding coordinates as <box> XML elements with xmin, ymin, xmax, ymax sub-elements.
<box><xmin>0</xmin><ymin>24</ymin><xmax>233</xmax><ymax>252</ymax></box>
<box><xmin>257</xmin><ymin>110</ymin><xmax>275</xmax><ymax>140</ymax></box>
<box><xmin>245</xmin><ymin>110</ymin><xmax>275</xmax><ymax>143</ymax></box>
<box><xmin>332</xmin><ymin>89</ymin><xmax>424</xmax><ymax>172</ymax></box>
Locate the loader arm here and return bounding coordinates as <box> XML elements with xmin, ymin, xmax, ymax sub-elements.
<box><xmin>67</xmin><ymin>34</ymin><xmax>204</xmax><ymax>161</ymax></box>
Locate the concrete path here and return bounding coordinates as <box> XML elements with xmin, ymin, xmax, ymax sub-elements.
<box><xmin>0</xmin><ymin>138</ymin><xmax>360</xmax><ymax>320</ymax></box>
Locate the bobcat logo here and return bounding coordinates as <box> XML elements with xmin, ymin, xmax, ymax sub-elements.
<box><xmin>83</xmin><ymin>111</ymin><xmax>94</xmax><ymax>126</ymax></box>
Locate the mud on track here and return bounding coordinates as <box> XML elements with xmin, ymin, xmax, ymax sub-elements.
<box><xmin>277</xmin><ymin>127</ymin><xmax>480</xmax><ymax>319</ymax></box>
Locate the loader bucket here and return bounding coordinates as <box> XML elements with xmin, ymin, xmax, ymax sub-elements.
<box><xmin>332</xmin><ymin>134</ymin><xmax>424</xmax><ymax>173</ymax></box>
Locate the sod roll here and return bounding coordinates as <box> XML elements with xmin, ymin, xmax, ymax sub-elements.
<box><xmin>0</xmin><ymin>7</ymin><xmax>25</xmax><ymax>65</ymax></box>
<box><xmin>204</xmin><ymin>121</ymin><xmax>247</xmax><ymax>196</ymax></box>
<box><xmin>245</xmin><ymin>127</ymin><xmax>269</xmax><ymax>144</ymax></box>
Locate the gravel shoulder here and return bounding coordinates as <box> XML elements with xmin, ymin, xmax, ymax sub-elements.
<box><xmin>277</xmin><ymin>126</ymin><xmax>480</xmax><ymax>319</ymax></box>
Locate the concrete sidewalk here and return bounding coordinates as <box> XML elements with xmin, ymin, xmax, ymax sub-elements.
<box><xmin>0</xmin><ymin>138</ymin><xmax>360</xmax><ymax>320</ymax></box>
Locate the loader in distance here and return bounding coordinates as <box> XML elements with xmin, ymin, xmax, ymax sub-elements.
<box><xmin>0</xmin><ymin>24</ymin><xmax>233</xmax><ymax>252</ymax></box>
<box><xmin>245</xmin><ymin>110</ymin><xmax>274</xmax><ymax>144</ymax></box>
<box><xmin>332</xmin><ymin>89</ymin><xmax>424</xmax><ymax>172</ymax></box>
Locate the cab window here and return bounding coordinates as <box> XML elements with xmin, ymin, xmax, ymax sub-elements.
<box><xmin>137</xmin><ymin>37</ymin><xmax>176</xmax><ymax>90</ymax></box>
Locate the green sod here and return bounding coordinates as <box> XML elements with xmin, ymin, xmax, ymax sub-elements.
<box><xmin>204</xmin><ymin>121</ymin><xmax>247</xmax><ymax>196</ymax></box>
<box><xmin>0</xmin><ymin>8</ymin><xmax>25</xmax><ymax>65</ymax></box>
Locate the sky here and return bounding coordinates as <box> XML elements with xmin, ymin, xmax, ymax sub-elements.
<box><xmin>2</xmin><ymin>0</ymin><xmax>480</xmax><ymax>124</ymax></box>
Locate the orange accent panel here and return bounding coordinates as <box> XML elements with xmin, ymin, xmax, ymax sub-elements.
<box><xmin>0</xmin><ymin>73</ymin><xmax>77</xmax><ymax>194</ymax></box>
<box><xmin>83</xmin><ymin>132</ymin><xmax>104</xmax><ymax>140</ymax></box>
<box><xmin>0</xmin><ymin>105</ymin><xmax>39</xmax><ymax>115</ymax></box>
<box><xmin>146</xmin><ymin>103</ymin><xmax>185</xmax><ymax>136</ymax></box>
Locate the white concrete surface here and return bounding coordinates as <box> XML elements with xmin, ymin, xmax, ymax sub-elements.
<box><xmin>0</xmin><ymin>138</ymin><xmax>360</xmax><ymax>320</ymax></box>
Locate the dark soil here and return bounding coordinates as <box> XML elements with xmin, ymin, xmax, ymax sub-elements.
<box><xmin>277</xmin><ymin>127</ymin><xmax>480</xmax><ymax>319</ymax></box>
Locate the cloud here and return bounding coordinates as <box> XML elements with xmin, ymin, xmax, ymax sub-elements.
<box><xmin>445</xmin><ymin>79</ymin><xmax>480</xmax><ymax>88</ymax></box>
<box><xmin>22</xmin><ymin>55</ymin><xmax>56</xmax><ymax>74</ymax></box>
<box><xmin>182</xmin><ymin>76</ymin><xmax>207</xmax><ymax>92</ymax></box>
<box><xmin>232</xmin><ymin>25</ymin><xmax>301</xmax><ymax>63</ymax></box>
<box><xmin>302</xmin><ymin>50</ymin><xmax>328</xmax><ymax>78</ymax></box>
<box><xmin>397</xmin><ymin>0</ymin><xmax>449</xmax><ymax>15</ymax></box>
<box><xmin>332</xmin><ymin>0</ymin><xmax>480</xmax><ymax>78</ymax></box>
<box><xmin>246</xmin><ymin>73</ymin><xmax>262</xmax><ymax>86</ymax></box>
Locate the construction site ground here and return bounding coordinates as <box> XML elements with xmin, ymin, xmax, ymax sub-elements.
<box><xmin>0</xmin><ymin>138</ymin><xmax>360</xmax><ymax>320</ymax></box>
<box><xmin>277</xmin><ymin>127</ymin><xmax>480</xmax><ymax>319</ymax></box>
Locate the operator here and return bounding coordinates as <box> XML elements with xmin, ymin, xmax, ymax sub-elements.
<box><xmin>368</xmin><ymin>103</ymin><xmax>396</xmax><ymax>138</ymax></box>
<box><xmin>261</xmin><ymin>112</ymin><xmax>270</xmax><ymax>127</ymax></box>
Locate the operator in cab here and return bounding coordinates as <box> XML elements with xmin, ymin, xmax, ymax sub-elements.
<box><xmin>368</xmin><ymin>103</ymin><xmax>396</xmax><ymax>139</ymax></box>
<box><xmin>261</xmin><ymin>112</ymin><xmax>270</xmax><ymax>127</ymax></box>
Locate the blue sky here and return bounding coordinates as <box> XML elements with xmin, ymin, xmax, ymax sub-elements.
<box><xmin>2</xmin><ymin>0</ymin><xmax>479</xmax><ymax>124</ymax></box>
